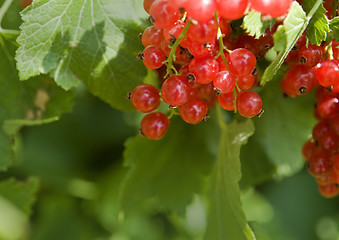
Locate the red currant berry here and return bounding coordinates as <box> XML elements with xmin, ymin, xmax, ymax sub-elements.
<box><xmin>186</xmin><ymin>18</ymin><xmax>218</xmax><ymax>44</ymax></box>
<box><xmin>149</xmin><ymin>0</ymin><xmax>179</xmax><ymax>29</ymax></box>
<box><xmin>213</xmin><ymin>70</ymin><xmax>236</xmax><ymax>94</ymax></box>
<box><xmin>144</xmin><ymin>0</ymin><xmax>157</xmax><ymax>13</ymax></box>
<box><xmin>218</xmin><ymin>92</ymin><xmax>235</xmax><ymax>111</ymax></box>
<box><xmin>142</xmin><ymin>45</ymin><xmax>166</xmax><ymax>69</ymax></box>
<box><xmin>236</xmin><ymin>90</ymin><xmax>263</xmax><ymax>118</ymax></box>
<box><xmin>227</xmin><ymin>48</ymin><xmax>257</xmax><ymax>77</ymax></box>
<box><xmin>330</xmin><ymin>114</ymin><xmax>339</xmax><ymax>136</ymax></box>
<box><xmin>302</xmin><ymin>140</ymin><xmax>318</xmax><ymax>161</ymax></box>
<box><xmin>184</xmin><ymin>0</ymin><xmax>216</xmax><ymax>22</ymax></box>
<box><xmin>318</xmin><ymin>183</ymin><xmax>339</xmax><ymax>198</ymax></box>
<box><xmin>332</xmin><ymin>154</ymin><xmax>339</xmax><ymax>174</ymax></box>
<box><xmin>141</xmin><ymin>112</ymin><xmax>170</xmax><ymax>140</ymax></box>
<box><xmin>189</xmin><ymin>56</ymin><xmax>219</xmax><ymax>84</ymax></box>
<box><xmin>142</xmin><ymin>26</ymin><xmax>164</xmax><ymax>47</ymax></box>
<box><xmin>237</xmin><ymin>74</ymin><xmax>256</xmax><ymax>90</ymax></box>
<box><xmin>249</xmin><ymin>0</ymin><xmax>292</xmax><ymax>17</ymax></box>
<box><xmin>130</xmin><ymin>84</ymin><xmax>160</xmax><ymax>113</ymax></box>
<box><xmin>317</xmin><ymin>94</ymin><xmax>339</xmax><ymax>119</ymax></box>
<box><xmin>161</xmin><ymin>75</ymin><xmax>191</xmax><ymax>106</ymax></box>
<box><xmin>308</xmin><ymin>150</ymin><xmax>332</xmax><ymax>177</ymax></box>
<box><xmin>179</xmin><ymin>97</ymin><xmax>208</xmax><ymax>124</ymax></box>
<box><xmin>318</xmin><ymin>131</ymin><xmax>339</xmax><ymax>153</ymax></box>
<box><xmin>314</xmin><ymin>60</ymin><xmax>339</xmax><ymax>88</ymax></box>
<box><xmin>298</xmin><ymin>44</ymin><xmax>323</xmax><ymax>67</ymax></box>
<box><xmin>216</xmin><ymin>0</ymin><xmax>248</xmax><ymax>20</ymax></box>
<box><xmin>312</xmin><ymin>120</ymin><xmax>330</xmax><ymax>141</ymax></box>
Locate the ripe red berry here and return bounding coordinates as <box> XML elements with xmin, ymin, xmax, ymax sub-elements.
<box><xmin>161</xmin><ymin>75</ymin><xmax>191</xmax><ymax>106</ymax></box>
<box><xmin>218</xmin><ymin>92</ymin><xmax>235</xmax><ymax>111</ymax></box>
<box><xmin>216</xmin><ymin>0</ymin><xmax>248</xmax><ymax>20</ymax></box>
<box><xmin>227</xmin><ymin>48</ymin><xmax>257</xmax><ymax>77</ymax></box>
<box><xmin>186</xmin><ymin>18</ymin><xmax>218</xmax><ymax>44</ymax></box>
<box><xmin>130</xmin><ymin>84</ymin><xmax>161</xmax><ymax>113</ymax></box>
<box><xmin>316</xmin><ymin>94</ymin><xmax>339</xmax><ymax>119</ymax></box>
<box><xmin>298</xmin><ymin>44</ymin><xmax>323</xmax><ymax>67</ymax></box>
<box><xmin>149</xmin><ymin>0</ymin><xmax>179</xmax><ymax>29</ymax></box>
<box><xmin>314</xmin><ymin>60</ymin><xmax>339</xmax><ymax>88</ymax></box>
<box><xmin>179</xmin><ymin>97</ymin><xmax>208</xmax><ymax>124</ymax></box>
<box><xmin>141</xmin><ymin>112</ymin><xmax>170</xmax><ymax>140</ymax></box>
<box><xmin>332</xmin><ymin>154</ymin><xmax>339</xmax><ymax>174</ymax></box>
<box><xmin>189</xmin><ymin>56</ymin><xmax>219</xmax><ymax>84</ymax></box>
<box><xmin>213</xmin><ymin>70</ymin><xmax>236</xmax><ymax>94</ymax></box>
<box><xmin>308</xmin><ymin>150</ymin><xmax>332</xmax><ymax>177</ymax></box>
<box><xmin>142</xmin><ymin>26</ymin><xmax>164</xmax><ymax>47</ymax></box>
<box><xmin>249</xmin><ymin>0</ymin><xmax>292</xmax><ymax>17</ymax></box>
<box><xmin>142</xmin><ymin>45</ymin><xmax>166</xmax><ymax>69</ymax></box>
<box><xmin>302</xmin><ymin>140</ymin><xmax>318</xmax><ymax>161</ymax></box>
<box><xmin>184</xmin><ymin>0</ymin><xmax>216</xmax><ymax>22</ymax></box>
<box><xmin>236</xmin><ymin>90</ymin><xmax>263</xmax><ymax>118</ymax></box>
<box><xmin>237</xmin><ymin>74</ymin><xmax>256</xmax><ymax>90</ymax></box>
<box><xmin>318</xmin><ymin>183</ymin><xmax>339</xmax><ymax>198</ymax></box>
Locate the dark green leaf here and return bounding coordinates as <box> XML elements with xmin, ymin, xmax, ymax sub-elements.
<box><xmin>242</xmin><ymin>10</ymin><xmax>274</xmax><ymax>39</ymax></box>
<box><xmin>16</xmin><ymin>0</ymin><xmax>148</xmax><ymax>111</ymax></box>
<box><xmin>302</xmin><ymin>0</ymin><xmax>329</xmax><ymax>45</ymax></box>
<box><xmin>329</xmin><ymin>17</ymin><xmax>339</xmax><ymax>41</ymax></box>
<box><xmin>261</xmin><ymin>2</ymin><xmax>306</xmax><ymax>85</ymax></box>
<box><xmin>205</xmin><ymin>118</ymin><xmax>255</xmax><ymax>240</ymax></box>
<box><xmin>120</xmin><ymin>118</ymin><xmax>213</xmax><ymax>214</ymax></box>
<box><xmin>0</xmin><ymin>129</ymin><xmax>13</xmax><ymax>171</ymax></box>
<box><xmin>0</xmin><ymin>177</ymin><xmax>39</xmax><ymax>215</ymax></box>
<box><xmin>254</xmin><ymin>80</ymin><xmax>316</xmax><ymax>177</ymax></box>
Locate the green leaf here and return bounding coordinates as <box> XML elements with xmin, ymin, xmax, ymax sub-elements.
<box><xmin>16</xmin><ymin>0</ymin><xmax>148</xmax><ymax>111</ymax></box>
<box><xmin>0</xmin><ymin>177</ymin><xmax>39</xmax><ymax>215</ymax></box>
<box><xmin>302</xmin><ymin>0</ymin><xmax>329</xmax><ymax>45</ymax></box>
<box><xmin>261</xmin><ymin>1</ymin><xmax>323</xmax><ymax>85</ymax></box>
<box><xmin>120</xmin><ymin>118</ymin><xmax>213</xmax><ymax>214</ymax></box>
<box><xmin>254</xmin><ymin>80</ymin><xmax>316</xmax><ymax>177</ymax></box>
<box><xmin>242</xmin><ymin>10</ymin><xmax>274</xmax><ymax>39</ymax></box>
<box><xmin>205</xmin><ymin>118</ymin><xmax>255</xmax><ymax>240</ymax></box>
<box><xmin>329</xmin><ymin>17</ymin><xmax>339</xmax><ymax>41</ymax></box>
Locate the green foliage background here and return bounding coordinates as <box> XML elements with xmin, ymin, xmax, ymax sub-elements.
<box><xmin>1</xmin><ymin>0</ymin><xmax>339</xmax><ymax>239</ymax></box>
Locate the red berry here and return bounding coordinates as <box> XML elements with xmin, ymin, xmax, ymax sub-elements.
<box><xmin>317</xmin><ymin>94</ymin><xmax>339</xmax><ymax>119</ymax></box>
<box><xmin>130</xmin><ymin>84</ymin><xmax>161</xmax><ymax>113</ymax></box>
<box><xmin>308</xmin><ymin>150</ymin><xmax>332</xmax><ymax>177</ymax></box>
<box><xmin>318</xmin><ymin>183</ymin><xmax>339</xmax><ymax>198</ymax></box>
<box><xmin>312</xmin><ymin>120</ymin><xmax>330</xmax><ymax>141</ymax></box>
<box><xmin>332</xmin><ymin>154</ymin><xmax>339</xmax><ymax>174</ymax></box>
<box><xmin>161</xmin><ymin>75</ymin><xmax>191</xmax><ymax>106</ymax></box>
<box><xmin>141</xmin><ymin>112</ymin><xmax>170</xmax><ymax>140</ymax></box>
<box><xmin>142</xmin><ymin>26</ymin><xmax>164</xmax><ymax>47</ymax></box>
<box><xmin>236</xmin><ymin>90</ymin><xmax>263</xmax><ymax>118</ymax></box>
<box><xmin>189</xmin><ymin>56</ymin><xmax>219</xmax><ymax>84</ymax></box>
<box><xmin>318</xmin><ymin>131</ymin><xmax>339</xmax><ymax>153</ymax></box>
<box><xmin>213</xmin><ymin>70</ymin><xmax>236</xmax><ymax>94</ymax></box>
<box><xmin>302</xmin><ymin>140</ymin><xmax>318</xmax><ymax>161</ymax></box>
<box><xmin>237</xmin><ymin>74</ymin><xmax>256</xmax><ymax>90</ymax></box>
<box><xmin>298</xmin><ymin>44</ymin><xmax>323</xmax><ymax>67</ymax></box>
<box><xmin>249</xmin><ymin>0</ymin><xmax>292</xmax><ymax>17</ymax></box>
<box><xmin>142</xmin><ymin>45</ymin><xmax>166</xmax><ymax>69</ymax></box>
<box><xmin>149</xmin><ymin>0</ymin><xmax>179</xmax><ymax>29</ymax></box>
<box><xmin>218</xmin><ymin>92</ymin><xmax>235</xmax><ymax>111</ymax></box>
<box><xmin>228</xmin><ymin>48</ymin><xmax>257</xmax><ymax>77</ymax></box>
<box><xmin>186</xmin><ymin>18</ymin><xmax>218</xmax><ymax>44</ymax></box>
<box><xmin>216</xmin><ymin>0</ymin><xmax>248</xmax><ymax>20</ymax></box>
<box><xmin>314</xmin><ymin>60</ymin><xmax>339</xmax><ymax>88</ymax></box>
<box><xmin>330</xmin><ymin>114</ymin><xmax>339</xmax><ymax>136</ymax></box>
<box><xmin>179</xmin><ymin>97</ymin><xmax>208</xmax><ymax>124</ymax></box>
<box><xmin>184</xmin><ymin>0</ymin><xmax>216</xmax><ymax>22</ymax></box>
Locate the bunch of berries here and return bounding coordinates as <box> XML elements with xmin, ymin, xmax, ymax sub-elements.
<box><xmin>128</xmin><ymin>0</ymin><xmax>295</xmax><ymax>140</ymax></box>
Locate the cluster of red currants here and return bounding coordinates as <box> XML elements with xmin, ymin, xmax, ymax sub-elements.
<box><xmin>300</xmin><ymin>54</ymin><xmax>339</xmax><ymax>198</ymax></box>
<box><xmin>128</xmin><ymin>0</ymin><xmax>294</xmax><ymax>140</ymax></box>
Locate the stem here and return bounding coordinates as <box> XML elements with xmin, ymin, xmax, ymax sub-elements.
<box><xmin>163</xmin><ymin>21</ymin><xmax>192</xmax><ymax>77</ymax></box>
<box><xmin>0</xmin><ymin>0</ymin><xmax>14</xmax><ymax>27</ymax></box>
<box><xmin>306</xmin><ymin>0</ymin><xmax>324</xmax><ymax>20</ymax></box>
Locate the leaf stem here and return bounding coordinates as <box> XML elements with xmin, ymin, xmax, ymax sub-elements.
<box><xmin>163</xmin><ymin>21</ymin><xmax>192</xmax><ymax>77</ymax></box>
<box><xmin>306</xmin><ymin>0</ymin><xmax>324</xmax><ymax>20</ymax></box>
<box><xmin>0</xmin><ymin>0</ymin><xmax>14</xmax><ymax>28</ymax></box>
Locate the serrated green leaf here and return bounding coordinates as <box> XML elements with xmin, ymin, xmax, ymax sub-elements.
<box><xmin>329</xmin><ymin>17</ymin><xmax>339</xmax><ymax>41</ymax></box>
<box><xmin>120</xmin><ymin>118</ymin><xmax>213</xmax><ymax>214</ymax></box>
<box><xmin>16</xmin><ymin>0</ymin><xmax>148</xmax><ymax>111</ymax></box>
<box><xmin>205</xmin><ymin>118</ymin><xmax>255</xmax><ymax>240</ymax></box>
<box><xmin>242</xmin><ymin>10</ymin><xmax>274</xmax><ymax>39</ymax></box>
<box><xmin>0</xmin><ymin>177</ymin><xmax>39</xmax><ymax>215</ymax></box>
<box><xmin>261</xmin><ymin>1</ymin><xmax>323</xmax><ymax>85</ymax></box>
<box><xmin>302</xmin><ymin>0</ymin><xmax>329</xmax><ymax>45</ymax></box>
<box><xmin>254</xmin><ymin>80</ymin><xmax>316</xmax><ymax>177</ymax></box>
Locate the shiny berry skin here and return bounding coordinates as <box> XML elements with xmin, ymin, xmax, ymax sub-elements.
<box><xmin>179</xmin><ymin>97</ymin><xmax>208</xmax><ymax>124</ymax></box>
<box><xmin>298</xmin><ymin>44</ymin><xmax>323</xmax><ymax>67</ymax></box>
<box><xmin>184</xmin><ymin>0</ymin><xmax>216</xmax><ymax>22</ymax></box>
<box><xmin>237</xmin><ymin>74</ymin><xmax>256</xmax><ymax>90</ymax></box>
<box><xmin>218</xmin><ymin>92</ymin><xmax>235</xmax><ymax>111</ymax></box>
<box><xmin>130</xmin><ymin>84</ymin><xmax>160</xmax><ymax>113</ymax></box>
<box><xmin>142</xmin><ymin>45</ymin><xmax>166</xmax><ymax>69</ymax></box>
<box><xmin>317</xmin><ymin>94</ymin><xmax>339</xmax><ymax>119</ymax></box>
<box><xmin>236</xmin><ymin>91</ymin><xmax>263</xmax><ymax>118</ymax></box>
<box><xmin>227</xmin><ymin>48</ymin><xmax>257</xmax><ymax>77</ymax></box>
<box><xmin>249</xmin><ymin>0</ymin><xmax>292</xmax><ymax>17</ymax></box>
<box><xmin>142</xmin><ymin>26</ymin><xmax>164</xmax><ymax>47</ymax></box>
<box><xmin>149</xmin><ymin>0</ymin><xmax>179</xmax><ymax>29</ymax></box>
<box><xmin>308</xmin><ymin>151</ymin><xmax>332</xmax><ymax>177</ymax></box>
<box><xmin>141</xmin><ymin>112</ymin><xmax>170</xmax><ymax>140</ymax></box>
<box><xmin>161</xmin><ymin>75</ymin><xmax>191</xmax><ymax>106</ymax></box>
<box><xmin>186</xmin><ymin>18</ymin><xmax>218</xmax><ymax>44</ymax></box>
<box><xmin>144</xmin><ymin>0</ymin><xmax>157</xmax><ymax>13</ymax></box>
<box><xmin>216</xmin><ymin>0</ymin><xmax>248</xmax><ymax>20</ymax></box>
<box><xmin>169</xmin><ymin>0</ymin><xmax>188</xmax><ymax>9</ymax></box>
<box><xmin>280</xmin><ymin>65</ymin><xmax>317</xmax><ymax>97</ymax></box>
<box><xmin>314</xmin><ymin>60</ymin><xmax>339</xmax><ymax>88</ymax></box>
<box><xmin>302</xmin><ymin>140</ymin><xmax>318</xmax><ymax>160</ymax></box>
<box><xmin>213</xmin><ymin>70</ymin><xmax>236</xmax><ymax>94</ymax></box>
<box><xmin>187</xmin><ymin>41</ymin><xmax>215</xmax><ymax>58</ymax></box>
<box><xmin>332</xmin><ymin>154</ymin><xmax>339</xmax><ymax>174</ymax></box>
<box><xmin>163</xmin><ymin>20</ymin><xmax>187</xmax><ymax>46</ymax></box>
<box><xmin>318</xmin><ymin>131</ymin><xmax>339</xmax><ymax>153</ymax></box>
<box><xmin>312</xmin><ymin>120</ymin><xmax>330</xmax><ymax>141</ymax></box>
<box><xmin>318</xmin><ymin>183</ymin><xmax>339</xmax><ymax>198</ymax></box>
<box><xmin>189</xmin><ymin>56</ymin><xmax>219</xmax><ymax>84</ymax></box>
